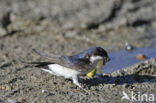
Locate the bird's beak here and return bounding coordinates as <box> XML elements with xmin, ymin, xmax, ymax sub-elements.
<box><xmin>103</xmin><ymin>57</ymin><xmax>110</xmax><ymax>64</ymax></box>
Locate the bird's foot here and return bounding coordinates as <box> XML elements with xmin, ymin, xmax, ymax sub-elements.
<box><xmin>72</xmin><ymin>76</ymin><xmax>89</xmax><ymax>94</ymax></box>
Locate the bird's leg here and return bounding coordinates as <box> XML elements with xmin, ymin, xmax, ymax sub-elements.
<box><xmin>72</xmin><ymin>75</ymin><xmax>89</xmax><ymax>94</ymax></box>
<box><xmin>72</xmin><ymin>75</ymin><xmax>81</xmax><ymax>88</ymax></box>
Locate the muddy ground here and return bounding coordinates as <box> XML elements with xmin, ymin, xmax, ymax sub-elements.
<box><xmin>0</xmin><ymin>0</ymin><xmax>156</xmax><ymax>103</ymax></box>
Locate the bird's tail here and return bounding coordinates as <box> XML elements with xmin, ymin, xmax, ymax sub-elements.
<box><xmin>26</xmin><ymin>62</ymin><xmax>52</xmax><ymax>68</ymax></box>
<box><xmin>19</xmin><ymin>59</ymin><xmax>52</xmax><ymax>68</ymax></box>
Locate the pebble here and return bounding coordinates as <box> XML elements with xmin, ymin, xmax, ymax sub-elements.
<box><xmin>42</xmin><ymin>89</ymin><xmax>47</xmax><ymax>93</ymax></box>
<box><xmin>0</xmin><ymin>85</ymin><xmax>11</xmax><ymax>91</ymax></box>
<box><xmin>17</xmin><ymin>97</ymin><xmax>24</xmax><ymax>102</ymax></box>
<box><xmin>80</xmin><ymin>23</ymin><xmax>87</xmax><ymax>29</ymax></box>
<box><xmin>62</xmin><ymin>22</ymin><xmax>74</xmax><ymax>30</ymax></box>
<box><xmin>7</xmin><ymin>99</ymin><xmax>17</xmax><ymax>103</ymax></box>
<box><xmin>98</xmin><ymin>24</ymin><xmax>106</xmax><ymax>31</ymax></box>
<box><xmin>0</xmin><ymin>85</ymin><xmax>5</xmax><ymax>90</ymax></box>
<box><xmin>0</xmin><ymin>27</ymin><xmax>7</xmax><ymax>37</ymax></box>
<box><xmin>136</xmin><ymin>54</ymin><xmax>146</xmax><ymax>60</ymax></box>
<box><xmin>5</xmin><ymin>85</ymin><xmax>12</xmax><ymax>91</ymax></box>
<box><xmin>64</xmin><ymin>31</ymin><xmax>77</xmax><ymax>38</ymax></box>
<box><xmin>125</xmin><ymin>42</ymin><xmax>134</xmax><ymax>51</ymax></box>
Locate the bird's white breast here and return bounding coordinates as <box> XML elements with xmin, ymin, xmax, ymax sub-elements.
<box><xmin>42</xmin><ymin>64</ymin><xmax>80</xmax><ymax>78</ymax></box>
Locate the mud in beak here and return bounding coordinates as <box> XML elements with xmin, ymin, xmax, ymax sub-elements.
<box><xmin>107</xmin><ymin>57</ymin><xmax>110</xmax><ymax>62</ymax></box>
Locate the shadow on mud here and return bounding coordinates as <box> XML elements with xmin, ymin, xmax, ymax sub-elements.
<box><xmin>81</xmin><ymin>74</ymin><xmax>156</xmax><ymax>87</ymax></box>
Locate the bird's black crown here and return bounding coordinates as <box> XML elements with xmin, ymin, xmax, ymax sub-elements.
<box><xmin>94</xmin><ymin>47</ymin><xmax>108</xmax><ymax>57</ymax></box>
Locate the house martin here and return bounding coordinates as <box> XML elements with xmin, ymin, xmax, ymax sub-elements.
<box><xmin>25</xmin><ymin>47</ymin><xmax>110</xmax><ymax>88</ymax></box>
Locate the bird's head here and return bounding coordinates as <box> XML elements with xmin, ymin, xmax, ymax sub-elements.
<box><xmin>84</xmin><ymin>47</ymin><xmax>110</xmax><ymax>64</ymax></box>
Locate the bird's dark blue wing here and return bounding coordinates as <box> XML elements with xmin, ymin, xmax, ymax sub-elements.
<box><xmin>32</xmin><ymin>49</ymin><xmax>93</xmax><ymax>73</ymax></box>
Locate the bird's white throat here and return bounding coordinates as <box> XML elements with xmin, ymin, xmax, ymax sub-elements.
<box><xmin>90</xmin><ymin>56</ymin><xmax>103</xmax><ymax>63</ymax></box>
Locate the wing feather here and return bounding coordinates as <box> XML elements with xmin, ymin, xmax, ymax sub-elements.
<box><xmin>32</xmin><ymin>49</ymin><xmax>93</xmax><ymax>73</ymax></box>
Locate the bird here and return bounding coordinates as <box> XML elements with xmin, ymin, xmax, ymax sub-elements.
<box><xmin>24</xmin><ymin>47</ymin><xmax>110</xmax><ymax>88</ymax></box>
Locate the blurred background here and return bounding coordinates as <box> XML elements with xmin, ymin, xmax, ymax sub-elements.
<box><xmin>0</xmin><ymin>0</ymin><xmax>156</xmax><ymax>54</ymax></box>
